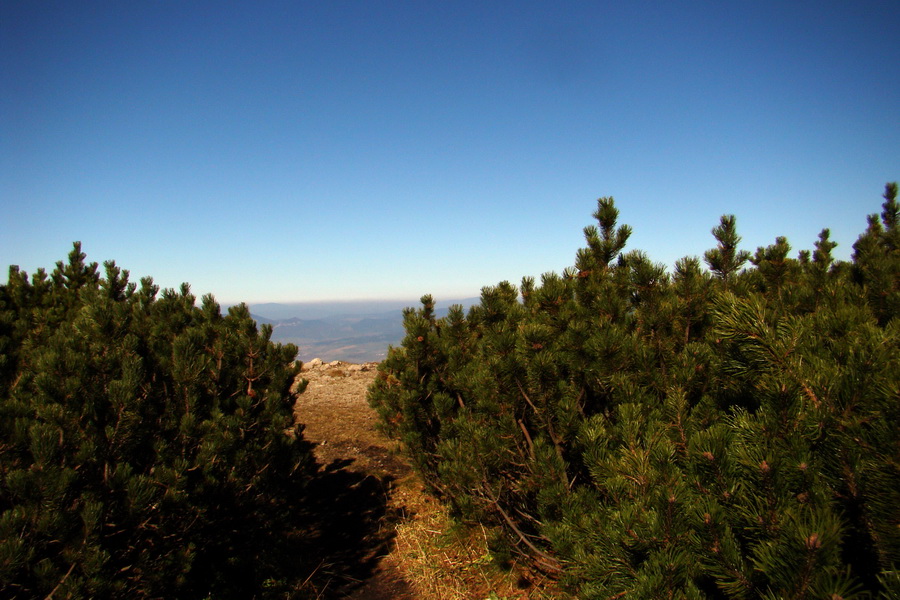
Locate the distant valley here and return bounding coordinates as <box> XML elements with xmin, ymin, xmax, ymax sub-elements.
<box><xmin>245</xmin><ymin>298</ymin><xmax>479</xmax><ymax>363</ymax></box>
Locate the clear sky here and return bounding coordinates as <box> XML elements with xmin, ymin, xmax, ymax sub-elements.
<box><xmin>2</xmin><ymin>1</ymin><xmax>898</xmax><ymax>304</ymax></box>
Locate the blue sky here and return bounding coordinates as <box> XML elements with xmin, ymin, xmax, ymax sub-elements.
<box><xmin>2</xmin><ymin>1</ymin><xmax>898</xmax><ymax>304</ymax></box>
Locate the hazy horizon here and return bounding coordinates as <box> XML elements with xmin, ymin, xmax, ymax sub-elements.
<box><xmin>244</xmin><ymin>296</ymin><xmax>481</xmax><ymax>320</ymax></box>
<box><xmin>243</xmin><ymin>296</ymin><xmax>483</xmax><ymax>363</ymax></box>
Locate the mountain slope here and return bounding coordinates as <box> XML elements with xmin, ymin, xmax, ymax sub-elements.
<box><xmin>248</xmin><ymin>299</ymin><xmax>479</xmax><ymax>362</ymax></box>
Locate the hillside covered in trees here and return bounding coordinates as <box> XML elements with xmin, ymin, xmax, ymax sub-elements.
<box><xmin>369</xmin><ymin>184</ymin><xmax>900</xmax><ymax>598</ymax></box>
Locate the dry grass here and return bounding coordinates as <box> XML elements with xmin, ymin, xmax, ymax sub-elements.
<box><xmin>389</xmin><ymin>480</ymin><xmax>568</xmax><ymax>600</ymax></box>
<box><xmin>294</xmin><ymin>362</ymin><xmax>569</xmax><ymax>600</ymax></box>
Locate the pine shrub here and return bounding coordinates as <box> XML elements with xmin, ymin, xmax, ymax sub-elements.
<box><xmin>369</xmin><ymin>184</ymin><xmax>900</xmax><ymax>598</ymax></box>
<box><xmin>0</xmin><ymin>244</ymin><xmax>318</xmax><ymax>599</ymax></box>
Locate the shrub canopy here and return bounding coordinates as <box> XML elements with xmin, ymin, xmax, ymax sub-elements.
<box><xmin>0</xmin><ymin>244</ymin><xmax>317</xmax><ymax>599</ymax></box>
<box><xmin>369</xmin><ymin>185</ymin><xmax>900</xmax><ymax>599</ymax></box>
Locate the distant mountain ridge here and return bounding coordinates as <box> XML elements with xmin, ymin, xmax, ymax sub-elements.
<box><xmin>243</xmin><ymin>298</ymin><xmax>479</xmax><ymax>363</ymax></box>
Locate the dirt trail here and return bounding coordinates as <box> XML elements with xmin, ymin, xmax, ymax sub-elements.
<box><xmin>293</xmin><ymin>359</ymin><xmax>417</xmax><ymax>600</ymax></box>
<box><xmin>293</xmin><ymin>359</ymin><xmax>560</xmax><ymax>600</ymax></box>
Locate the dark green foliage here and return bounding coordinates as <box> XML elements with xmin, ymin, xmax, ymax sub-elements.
<box><xmin>369</xmin><ymin>185</ymin><xmax>900</xmax><ymax>598</ymax></box>
<box><xmin>0</xmin><ymin>244</ymin><xmax>317</xmax><ymax>599</ymax></box>
<box><xmin>705</xmin><ymin>215</ymin><xmax>751</xmax><ymax>285</ymax></box>
<box><xmin>852</xmin><ymin>183</ymin><xmax>900</xmax><ymax>325</ymax></box>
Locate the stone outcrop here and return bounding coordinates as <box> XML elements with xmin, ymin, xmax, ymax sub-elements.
<box><xmin>300</xmin><ymin>357</ymin><xmax>378</xmax><ymax>373</ymax></box>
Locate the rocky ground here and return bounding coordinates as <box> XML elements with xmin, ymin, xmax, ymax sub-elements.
<box><xmin>292</xmin><ymin>359</ymin><xmax>562</xmax><ymax>600</ymax></box>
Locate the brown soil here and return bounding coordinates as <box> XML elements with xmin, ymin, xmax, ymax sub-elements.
<box><xmin>292</xmin><ymin>359</ymin><xmax>564</xmax><ymax>600</ymax></box>
<box><xmin>294</xmin><ymin>360</ymin><xmax>410</xmax><ymax>483</ymax></box>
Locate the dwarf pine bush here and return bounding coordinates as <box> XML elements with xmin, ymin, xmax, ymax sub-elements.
<box><xmin>0</xmin><ymin>244</ymin><xmax>318</xmax><ymax>599</ymax></box>
<box><xmin>369</xmin><ymin>184</ymin><xmax>900</xmax><ymax>598</ymax></box>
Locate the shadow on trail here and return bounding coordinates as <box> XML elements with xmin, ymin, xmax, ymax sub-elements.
<box><xmin>297</xmin><ymin>458</ymin><xmax>412</xmax><ymax>599</ymax></box>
